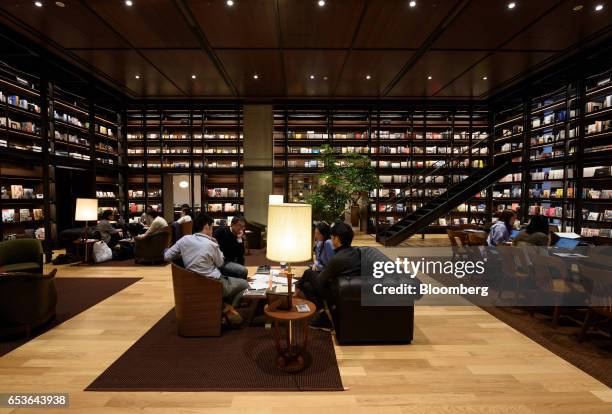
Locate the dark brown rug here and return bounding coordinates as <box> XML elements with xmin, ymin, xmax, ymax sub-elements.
<box><xmin>483</xmin><ymin>307</ymin><xmax>612</xmax><ymax>387</ymax></box>
<box><xmin>86</xmin><ymin>309</ymin><xmax>344</xmax><ymax>392</ymax></box>
<box><xmin>0</xmin><ymin>277</ymin><xmax>141</xmax><ymax>357</ymax></box>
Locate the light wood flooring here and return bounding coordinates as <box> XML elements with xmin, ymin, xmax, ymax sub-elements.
<box><xmin>0</xmin><ymin>234</ymin><xmax>609</xmax><ymax>413</ymax></box>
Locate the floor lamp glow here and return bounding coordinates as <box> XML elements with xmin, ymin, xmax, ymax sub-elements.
<box><xmin>266</xmin><ymin>203</ymin><xmax>312</xmax><ymax>309</ymax></box>
<box><xmin>75</xmin><ymin>198</ymin><xmax>98</xmax><ymax>264</ymax></box>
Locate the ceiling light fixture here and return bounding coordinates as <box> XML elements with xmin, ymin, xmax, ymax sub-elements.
<box><xmin>191</xmin><ymin>74</ymin><xmax>197</xmax><ymax>79</ymax></box>
<box><xmin>572</xmin><ymin>4</ymin><xmax>583</xmax><ymax>11</ymax></box>
<box><xmin>507</xmin><ymin>2</ymin><xmax>516</xmax><ymax>9</ymax></box>
<box><xmin>309</xmin><ymin>74</ymin><xmax>316</xmax><ymax>80</ymax></box>
<box><xmin>179</xmin><ymin>181</ymin><xmax>189</xmax><ymax>189</ymax></box>
<box><xmin>226</xmin><ymin>0</ymin><xmax>234</xmax><ymax>6</ymax></box>
<box><xmin>482</xmin><ymin>76</ymin><xmax>488</xmax><ymax>80</ymax></box>
<box><xmin>55</xmin><ymin>1</ymin><xmax>65</xmax><ymax>7</ymax></box>
<box><xmin>135</xmin><ymin>75</ymin><xmax>140</xmax><ymax>79</ymax></box>
<box><xmin>323</xmin><ymin>76</ymin><xmax>328</xmax><ymax>80</ymax></box>
<box><xmin>595</xmin><ymin>4</ymin><xmax>604</xmax><ymax>11</ymax></box>
<box><xmin>253</xmin><ymin>74</ymin><xmax>259</xmax><ymax>79</ymax></box>
<box><xmin>427</xmin><ymin>75</ymin><xmax>432</xmax><ymax>80</ymax></box>
<box><xmin>34</xmin><ymin>1</ymin><xmax>43</xmax><ymax>7</ymax></box>
<box><xmin>318</xmin><ymin>0</ymin><xmax>326</xmax><ymax>7</ymax></box>
<box><xmin>125</xmin><ymin>0</ymin><xmax>133</xmax><ymax>6</ymax></box>
<box><xmin>366</xmin><ymin>75</ymin><xmax>372</xmax><ymax>80</ymax></box>
<box><xmin>409</xmin><ymin>1</ymin><xmax>417</xmax><ymax>7</ymax></box>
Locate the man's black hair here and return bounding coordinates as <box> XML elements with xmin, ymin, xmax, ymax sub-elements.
<box><xmin>100</xmin><ymin>210</ymin><xmax>113</xmax><ymax>220</ymax></box>
<box><xmin>315</xmin><ymin>222</ymin><xmax>331</xmax><ymax>240</ymax></box>
<box><xmin>331</xmin><ymin>221</ymin><xmax>353</xmax><ymax>247</ymax></box>
<box><xmin>231</xmin><ymin>215</ymin><xmax>246</xmax><ymax>225</ymax></box>
<box><xmin>193</xmin><ymin>212</ymin><xmax>214</xmax><ymax>233</ymax></box>
<box><xmin>148</xmin><ymin>209</ymin><xmax>159</xmax><ymax>218</ymax></box>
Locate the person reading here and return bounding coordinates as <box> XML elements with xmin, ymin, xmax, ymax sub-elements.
<box><xmin>213</xmin><ymin>216</ymin><xmax>248</xmax><ymax>279</ymax></box>
<box><xmin>96</xmin><ymin>209</ymin><xmax>121</xmax><ymax>248</ymax></box>
<box><xmin>487</xmin><ymin>209</ymin><xmax>517</xmax><ymax>246</ymax></box>
<box><xmin>513</xmin><ymin>214</ymin><xmax>550</xmax><ymax>246</ymax></box>
<box><xmin>296</xmin><ymin>222</ymin><xmax>360</xmax><ymax>332</ymax></box>
<box><xmin>176</xmin><ymin>204</ymin><xmax>192</xmax><ymax>224</ymax></box>
<box><xmin>135</xmin><ymin>209</ymin><xmax>168</xmax><ymax>240</ymax></box>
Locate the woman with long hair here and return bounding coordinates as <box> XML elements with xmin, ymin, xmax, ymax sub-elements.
<box><xmin>487</xmin><ymin>209</ymin><xmax>517</xmax><ymax>246</ymax></box>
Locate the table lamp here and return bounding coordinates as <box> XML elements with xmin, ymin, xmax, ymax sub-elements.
<box><xmin>75</xmin><ymin>198</ymin><xmax>98</xmax><ymax>263</ymax></box>
<box><xmin>266</xmin><ymin>203</ymin><xmax>312</xmax><ymax>308</ymax></box>
<box><xmin>268</xmin><ymin>194</ymin><xmax>284</xmax><ymax>205</ymax></box>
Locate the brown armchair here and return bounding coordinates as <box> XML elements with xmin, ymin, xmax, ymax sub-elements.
<box><xmin>134</xmin><ymin>226</ymin><xmax>172</xmax><ymax>264</ymax></box>
<box><xmin>170</xmin><ymin>263</ymin><xmax>223</xmax><ymax>337</ymax></box>
<box><xmin>177</xmin><ymin>220</ymin><xmax>193</xmax><ymax>241</ymax></box>
<box><xmin>0</xmin><ymin>269</ymin><xmax>58</xmax><ymax>338</ymax></box>
<box><xmin>0</xmin><ymin>239</ymin><xmax>44</xmax><ymax>274</ymax></box>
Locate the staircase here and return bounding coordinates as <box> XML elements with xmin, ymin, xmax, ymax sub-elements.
<box><xmin>376</xmin><ymin>162</ymin><xmax>515</xmax><ymax>246</ymax></box>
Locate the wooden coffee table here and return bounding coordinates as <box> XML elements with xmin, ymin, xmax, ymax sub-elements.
<box><xmin>264</xmin><ymin>298</ymin><xmax>316</xmax><ymax>373</ymax></box>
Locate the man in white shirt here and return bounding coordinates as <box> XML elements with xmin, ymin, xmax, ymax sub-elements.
<box><xmin>164</xmin><ymin>212</ymin><xmax>248</xmax><ymax>326</ymax></box>
<box><xmin>136</xmin><ymin>210</ymin><xmax>168</xmax><ymax>239</ymax></box>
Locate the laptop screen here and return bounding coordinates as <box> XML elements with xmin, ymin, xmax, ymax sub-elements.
<box><xmin>510</xmin><ymin>230</ymin><xmax>520</xmax><ymax>240</ymax></box>
<box><xmin>555</xmin><ymin>237</ymin><xmax>580</xmax><ymax>249</ymax></box>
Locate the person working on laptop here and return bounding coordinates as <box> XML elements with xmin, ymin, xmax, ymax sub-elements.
<box><xmin>213</xmin><ymin>216</ymin><xmax>248</xmax><ymax>279</ymax></box>
<box><xmin>513</xmin><ymin>215</ymin><xmax>550</xmax><ymax>246</ymax></box>
<box><xmin>164</xmin><ymin>212</ymin><xmax>248</xmax><ymax>326</ymax></box>
<box><xmin>487</xmin><ymin>209</ymin><xmax>517</xmax><ymax>246</ymax></box>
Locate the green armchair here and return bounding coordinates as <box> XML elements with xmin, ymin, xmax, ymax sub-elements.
<box><xmin>0</xmin><ymin>239</ymin><xmax>44</xmax><ymax>274</ymax></box>
<box><xmin>0</xmin><ymin>269</ymin><xmax>58</xmax><ymax>338</ymax></box>
<box><xmin>134</xmin><ymin>226</ymin><xmax>172</xmax><ymax>265</ymax></box>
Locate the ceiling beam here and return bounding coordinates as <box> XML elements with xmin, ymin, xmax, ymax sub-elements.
<box><xmin>274</xmin><ymin>0</ymin><xmax>288</xmax><ymax>97</ymax></box>
<box><xmin>173</xmin><ymin>0</ymin><xmax>239</xmax><ymax>97</ymax></box>
<box><xmin>381</xmin><ymin>0</ymin><xmax>471</xmax><ymax>97</ymax></box>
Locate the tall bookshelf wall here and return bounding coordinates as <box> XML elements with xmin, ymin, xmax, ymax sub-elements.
<box><xmin>492</xmin><ymin>66</ymin><xmax>612</xmax><ymax>241</ymax></box>
<box><xmin>126</xmin><ymin>107</ymin><xmax>243</xmax><ymax>226</ymax></box>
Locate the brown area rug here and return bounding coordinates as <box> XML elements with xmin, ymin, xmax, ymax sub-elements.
<box><xmin>86</xmin><ymin>309</ymin><xmax>344</xmax><ymax>392</ymax></box>
<box><xmin>483</xmin><ymin>307</ymin><xmax>612</xmax><ymax>387</ymax></box>
<box><xmin>0</xmin><ymin>277</ymin><xmax>141</xmax><ymax>357</ymax></box>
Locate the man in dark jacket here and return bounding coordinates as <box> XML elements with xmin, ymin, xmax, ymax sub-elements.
<box><xmin>307</xmin><ymin>222</ymin><xmax>361</xmax><ymax>331</ymax></box>
<box><xmin>213</xmin><ymin>216</ymin><xmax>248</xmax><ymax>279</ymax></box>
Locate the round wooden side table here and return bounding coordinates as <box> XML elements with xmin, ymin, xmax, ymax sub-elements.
<box><xmin>264</xmin><ymin>298</ymin><xmax>316</xmax><ymax>372</ymax></box>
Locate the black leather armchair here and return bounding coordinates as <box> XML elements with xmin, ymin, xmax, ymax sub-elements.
<box><xmin>329</xmin><ymin>247</ymin><xmax>415</xmax><ymax>344</ymax></box>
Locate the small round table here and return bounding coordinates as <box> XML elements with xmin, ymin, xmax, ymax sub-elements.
<box><xmin>264</xmin><ymin>298</ymin><xmax>316</xmax><ymax>373</ymax></box>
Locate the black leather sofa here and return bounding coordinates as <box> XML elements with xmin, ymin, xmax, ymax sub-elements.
<box><xmin>330</xmin><ymin>247</ymin><xmax>416</xmax><ymax>344</ymax></box>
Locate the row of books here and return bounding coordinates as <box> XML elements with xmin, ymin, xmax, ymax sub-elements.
<box><xmin>96</xmin><ymin>124</ymin><xmax>114</xmax><ymax>137</ymax></box>
<box><xmin>499</xmin><ymin>173</ymin><xmax>523</xmax><ymax>183</ymax></box>
<box><xmin>495</xmin><ymin>203</ymin><xmax>520</xmax><ymax>212</ymax></box>
<box><xmin>530</xmin><ymin>169</ymin><xmax>570</xmax><ymax>180</ymax></box>
<box><xmin>96</xmin><ymin>191</ymin><xmax>116</xmax><ymax>198</ymax></box>
<box><xmin>500</xmin><ymin>124</ymin><xmax>523</xmax><ymax>137</ymax></box>
<box><xmin>531</xmin><ymin>110</ymin><xmax>566</xmax><ymax>128</ymax></box>
<box><xmin>584</xmin><ymin>166</ymin><xmax>611</xmax><ymax>177</ymax></box>
<box><xmin>583</xmin><ymin>188</ymin><xmax>612</xmax><ymax>199</ymax></box>
<box><xmin>493</xmin><ymin>188</ymin><xmax>522</xmax><ymax>198</ymax></box>
<box><xmin>0</xmin><ymin>140</ymin><xmax>42</xmax><ymax>152</ymax></box>
<box><xmin>127</xmin><ymin>133</ymin><xmax>243</xmax><ymax>140</ymax></box>
<box><xmin>2</xmin><ymin>208</ymin><xmax>43</xmax><ymax>222</ymax></box>
<box><xmin>206</xmin><ymin>188</ymin><xmax>242</xmax><ymax>198</ymax></box>
<box><xmin>55</xmin><ymin>130</ymin><xmax>89</xmax><ymax>147</ymax></box>
<box><xmin>582</xmin><ymin>209</ymin><xmax>612</xmax><ymax>222</ymax></box>
<box><xmin>55</xmin><ymin>151</ymin><xmax>90</xmax><ymax>161</ymax></box>
<box><xmin>586</xmin><ymin>120</ymin><xmax>612</xmax><ymax>134</ymax></box>
<box><xmin>0</xmin><ymin>92</ymin><xmax>41</xmax><ymax>113</ymax></box>
<box><xmin>0</xmin><ymin>185</ymin><xmax>41</xmax><ymax>199</ymax></box>
<box><xmin>531</xmin><ymin>129</ymin><xmax>565</xmax><ymax>144</ymax></box>
<box><xmin>286</xmin><ymin>131</ymin><xmax>488</xmax><ymax>141</ymax></box>
<box><xmin>499</xmin><ymin>143</ymin><xmax>522</xmax><ymax>153</ymax></box>
<box><xmin>128</xmin><ymin>190</ymin><xmax>163</xmax><ymax>198</ymax></box>
<box><xmin>581</xmin><ymin>227</ymin><xmax>612</xmax><ymax>238</ymax></box>
<box><xmin>585</xmin><ymin>96</ymin><xmax>612</xmax><ymax>112</ymax></box>
<box><xmin>375</xmin><ymin>159</ymin><xmax>485</xmax><ymax>168</ymax></box>
<box><xmin>96</xmin><ymin>157</ymin><xmax>114</xmax><ymax>165</ymax></box>
<box><xmin>129</xmin><ymin>203</ymin><xmax>161</xmax><ymax>214</ymax></box>
<box><xmin>529</xmin><ymin>188</ymin><xmax>574</xmax><ymax>198</ymax></box>
<box><xmin>53</xmin><ymin>111</ymin><xmax>85</xmax><ymax>128</ymax></box>
<box><xmin>0</xmin><ymin>116</ymin><xmax>39</xmax><ymax>134</ymax></box>
<box><xmin>206</xmin><ymin>203</ymin><xmax>242</xmax><ymax>213</ymax></box>
<box><xmin>584</xmin><ymin>144</ymin><xmax>612</xmax><ymax>154</ymax></box>
<box><xmin>97</xmin><ymin>206</ymin><xmax>119</xmax><ymax>215</ymax></box>
<box><xmin>528</xmin><ymin>205</ymin><xmax>573</xmax><ymax>218</ymax></box>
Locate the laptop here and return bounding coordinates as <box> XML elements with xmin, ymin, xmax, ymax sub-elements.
<box><xmin>554</xmin><ymin>237</ymin><xmax>581</xmax><ymax>250</ymax></box>
<box><xmin>510</xmin><ymin>230</ymin><xmax>520</xmax><ymax>240</ymax></box>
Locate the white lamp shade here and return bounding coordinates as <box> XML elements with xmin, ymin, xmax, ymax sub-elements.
<box><xmin>268</xmin><ymin>194</ymin><xmax>284</xmax><ymax>205</ymax></box>
<box><xmin>75</xmin><ymin>198</ymin><xmax>98</xmax><ymax>221</ymax></box>
<box><xmin>266</xmin><ymin>203</ymin><xmax>312</xmax><ymax>263</ymax></box>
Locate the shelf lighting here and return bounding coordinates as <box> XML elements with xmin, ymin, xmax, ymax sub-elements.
<box><xmin>482</xmin><ymin>76</ymin><xmax>488</xmax><ymax>80</ymax></box>
<box><xmin>253</xmin><ymin>74</ymin><xmax>259</xmax><ymax>79</ymax></box>
<box><xmin>309</xmin><ymin>74</ymin><xmax>316</xmax><ymax>80</ymax></box>
<box><xmin>507</xmin><ymin>2</ymin><xmax>516</xmax><ymax>9</ymax></box>
<box><xmin>572</xmin><ymin>5</ymin><xmax>584</xmax><ymax>11</ymax></box>
<box><xmin>409</xmin><ymin>1</ymin><xmax>416</xmax><ymax>7</ymax></box>
<box><xmin>191</xmin><ymin>74</ymin><xmax>197</xmax><ymax>79</ymax></box>
<box><xmin>427</xmin><ymin>76</ymin><xmax>432</xmax><ymax>80</ymax></box>
<box><xmin>55</xmin><ymin>1</ymin><xmax>65</xmax><ymax>7</ymax></box>
<box><xmin>595</xmin><ymin>4</ymin><xmax>604</xmax><ymax>11</ymax></box>
<box><xmin>134</xmin><ymin>75</ymin><xmax>140</xmax><ymax>79</ymax></box>
<box><xmin>366</xmin><ymin>75</ymin><xmax>372</xmax><ymax>80</ymax></box>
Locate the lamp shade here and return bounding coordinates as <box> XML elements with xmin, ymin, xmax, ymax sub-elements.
<box><xmin>268</xmin><ymin>194</ymin><xmax>284</xmax><ymax>205</ymax></box>
<box><xmin>266</xmin><ymin>203</ymin><xmax>312</xmax><ymax>263</ymax></box>
<box><xmin>75</xmin><ymin>198</ymin><xmax>98</xmax><ymax>221</ymax></box>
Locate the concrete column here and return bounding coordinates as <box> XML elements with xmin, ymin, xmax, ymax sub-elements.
<box><xmin>243</xmin><ymin>105</ymin><xmax>273</xmax><ymax>225</ymax></box>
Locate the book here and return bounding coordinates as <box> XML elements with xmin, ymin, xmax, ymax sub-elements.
<box><xmin>2</xmin><ymin>209</ymin><xmax>15</xmax><ymax>223</ymax></box>
<box><xmin>10</xmin><ymin>185</ymin><xmax>23</xmax><ymax>199</ymax></box>
<box><xmin>33</xmin><ymin>208</ymin><xmax>43</xmax><ymax>220</ymax></box>
<box><xmin>19</xmin><ymin>208</ymin><xmax>31</xmax><ymax>221</ymax></box>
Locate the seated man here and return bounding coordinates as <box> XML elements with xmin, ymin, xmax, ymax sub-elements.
<box><xmin>176</xmin><ymin>204</ymin><xmax>192</xmax><ymax>224</ymax></box>
<box><xmin>297</xmin><ymin>222</ymin><xmax>361</xmax><ymax>332</ymax></box>
<box><xmin>96</xmin><ymin>210</ymin><xmax>122</xmax><ymax>248</ymax></box>
<box><xmin>213</xmin><ymin>216</ymin><xmax>248</xmax><ymax>279</ymax></box>
<box><xmin>164</xmin><ymin>212</ymin><xmax>247</xmax><ymax>326</ymax></box>
<box><xmin>135</xmin><ymin>209</ymin><xmax>168</xmax><ymax>240</ymax></box>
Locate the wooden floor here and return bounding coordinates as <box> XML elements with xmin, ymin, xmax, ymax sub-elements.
<box><xmin>0</xmin><ymin>234</ymin><xmax>610</xmax><ymax>413</ymax></box>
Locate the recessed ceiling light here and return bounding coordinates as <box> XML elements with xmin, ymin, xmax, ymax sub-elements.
<box><xmin>179</xmin><ymin>181</ymin><xmax>189</xmax><ymax>189</ymax></box>
<box><xmin>226</xmin><ymin>0</ymin><xmax>234</xmax><ymax>6</ymax></box>
<box><xmin>427</xmin><ymin>75</ymin><xmax>432</xmax><ymax>80</ymax></box>
<box><xmin>253</xmin><ymin>74</ymin><xmax>259</xmax><ymax>79</ymax></box>
<box><xmin>482</xmin><ymin>76</ymin><xmax>488</xmax><ymax>80</ymax></box>
<box><xmin>366</xmin><ymin>74</ymin><xmax>372</xmax><ymax>80</ymax></box>
<box><xmin>323</xmin><ymin>76</ymin><xmax>328</xmax><ymax>80</ymax></box>
<box><xmin>309</xmin><ymin>74</ymin><xmax>316</xmax><ymax>79</ymax></box>
<box><xmin>572</xmin><ymin>4</ymin><xmax>583</xmax><ymax>11</ymax></box>
<box><xmin>318</xmin><ymin>0</ymin><xmax>326</xmax><ymax>7</ymax></box>
<box><xmin>55</xmin><ymin>1</ymin><xmax>65</xmax><ymax>7</ymax></box>
<box><xmin>135</xmin><ymin>75</ymin><xmax>140</xmax><ymax>79</ymax></box>
<box><xmin>191</xmin><ymin>74</ymin><xmax>197</xmax><ymax>79</ymax></box>
<box><xmin>34</xmin><ymin>1</ymin><xmax>43</xmax><ymax>7</ymax></box>
<box><xmin>507</xmin><ymin>2</ymin><xmax>516</xmax><ymax>9</ymax></box>
<box><xmin>125</xmin><ymin>0</ymin><xmax>133</xmax><ymax>6</ymax></box>
<box><xmin>409</xmin><ymin>1</ymin><xmax>417</xmax><ymax>7</ymax></box>
<box><xmin>595</xmin><ymin>4</ymin><xmax>604</xmax><ymax>11</ymax></box>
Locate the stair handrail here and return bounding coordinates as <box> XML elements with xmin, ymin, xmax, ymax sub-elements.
<box><xmin>383</xmin><ymin>135</ymin><xmax>490</xmax><ymax>206</ymax></box>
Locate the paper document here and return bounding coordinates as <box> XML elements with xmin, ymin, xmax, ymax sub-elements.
<box><xmin>554</xmin><ymin>232</ymin><xmax>581</xmax><ymax>239</ymax></box>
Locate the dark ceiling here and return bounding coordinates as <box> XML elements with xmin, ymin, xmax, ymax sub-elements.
<box><xmin>0</xmin><ymin>0</ymin><xmax>610</xmax><ymax>100</ymax></box>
